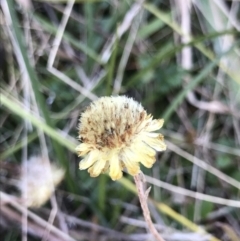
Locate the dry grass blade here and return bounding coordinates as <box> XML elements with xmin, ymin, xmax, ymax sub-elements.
<box><xmin>166</xmin><ymin>141</ymin><xmax>240</xmax><ymax>190</ymax></box>
<box><xmin>0</xmin><ymin>192</ymin><xmax>75</xmax><ymax>241</ymax></box>
<box><xmin>145</xmin><ymin>175</ymin><xmax>240</xmax><ymax>208</ymax></box>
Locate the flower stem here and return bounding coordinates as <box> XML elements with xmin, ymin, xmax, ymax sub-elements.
<box><xmin>134</xmin><ymin>173</ymin><xmax>165</xmax><ymax>241</ymax></box>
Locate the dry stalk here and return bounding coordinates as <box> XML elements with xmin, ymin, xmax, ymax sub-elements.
<box><xmin>134</xmin><ymin>173</ymin><xmax>166</xmax><ymax>241</ymax></box>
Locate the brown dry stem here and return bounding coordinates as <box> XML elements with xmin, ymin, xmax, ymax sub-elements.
<box><xmin>134</xmin><ymin>173</ymin><xmax>166</xmax><ymax>241</ymax></box>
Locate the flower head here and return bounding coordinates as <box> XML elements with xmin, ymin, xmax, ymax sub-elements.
<box><xmin>19</xmin><ymin>156</ymin><xmax>65</xmax><ymax>207</ymax></box>
<box><xmin>76</xmin><ymin>96</ymin><xmax>166</xmax><ymax>181</ymax></box>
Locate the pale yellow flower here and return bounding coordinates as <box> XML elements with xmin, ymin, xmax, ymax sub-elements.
<box><xmin>76</xmin><ymin>96</ymin><xmax>166</xmax><ymax>181</ymax></box>
<box><xmin>19</xmin><ymin>157</ymin><xmax>65</xmax><ymax>207</ymax></box>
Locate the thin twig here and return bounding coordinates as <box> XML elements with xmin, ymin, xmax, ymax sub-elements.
<box><xmin>134</xmin><ymin>173</ymin><xmax>166</xmax><ymax>241</ymax></box>
<box><xmin>166</xmin><ymin>140</ymin><xmax>240</xmax><ymax>191</ymax></box>
<box><xmin>145</xmin><ymin>175</ymin><xmax>240</xmax><ymax>208</ymax></box>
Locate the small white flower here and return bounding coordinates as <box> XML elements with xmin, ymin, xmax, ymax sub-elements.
<box><xmin>19</xmin><ymin>157</ymin><xmax>65</xmax><ymax>207</ymax></box>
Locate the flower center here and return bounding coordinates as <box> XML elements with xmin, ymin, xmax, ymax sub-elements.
<box><xmin>79</xmin><ymin>97</ymin><xmax>147</xmax><ymax>150</ymax></box>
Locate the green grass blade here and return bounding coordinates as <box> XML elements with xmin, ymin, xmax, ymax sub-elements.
<box><xmin>84</xmin><ymin>2</ymin><xmax>94</xmax><ymax>73</ymax></box>
<box><xmin>0</xmin><ymin>133</ymin><xmax>38</xmax><ymax>160</ymax></box>
<box><xmin>1</xmin><ymin>94</ymin><xmax>76</xmax><ymax>152</ymax></box>
<box><xmin>162</xmin><ymin>42</ymin><xmax>240</xmax><ymax>122</ymax></box>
